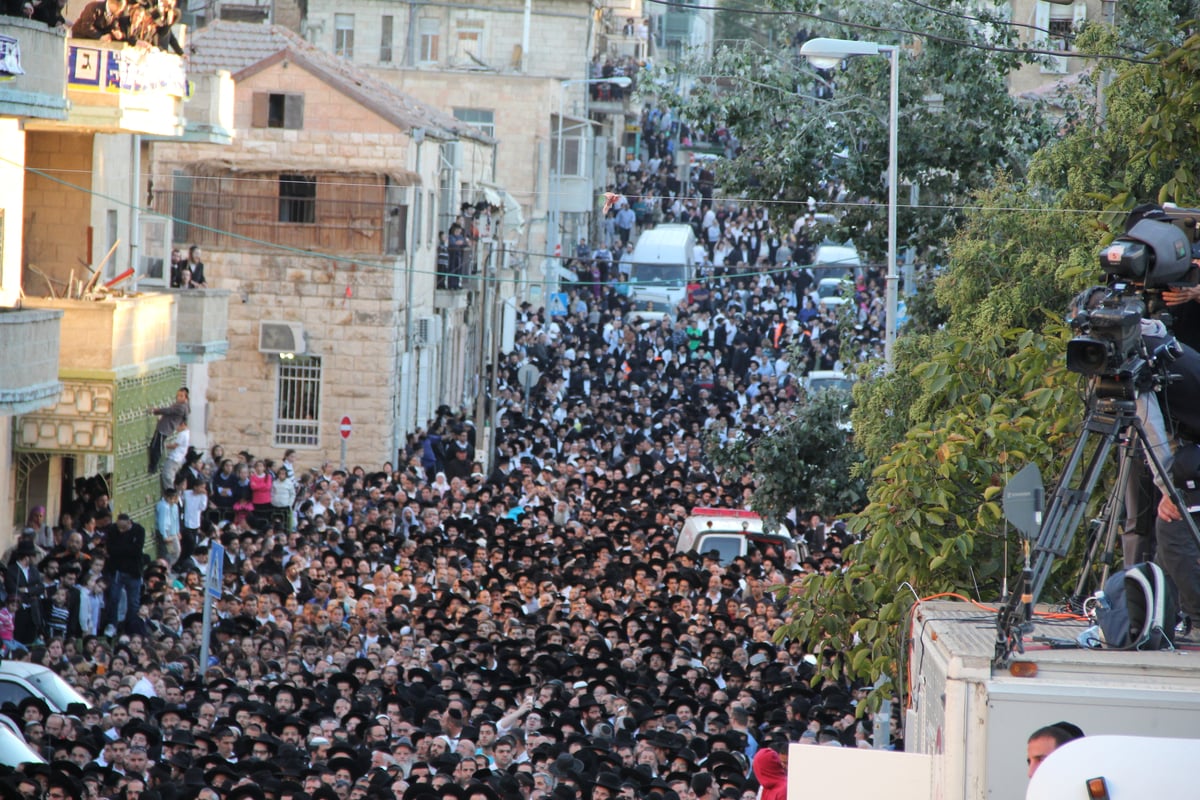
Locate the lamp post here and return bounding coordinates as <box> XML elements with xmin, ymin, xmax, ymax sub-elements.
<box><xmin>801</xmin><ymin>37</ymin><xmax>900</xmax><ymax>367</ymax></box>
<box><xmin>548</xmin><ymin>76</ymin><xmax>632</xmax><ymax>277</ymax></box>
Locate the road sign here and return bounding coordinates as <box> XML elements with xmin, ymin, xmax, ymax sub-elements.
<box><xmin>340</xmin><ymin>416</ymin><xmax>352</xmax><ymax>439</ymax></box>
<box><xmin>548</xmin><ymin>292</ymin><xmax>569</xmax><ymax>317</ymax></box>
<box><xmin>205</xmin><ymin>542</ymin><xmax>225</xmax><ymax>600</ymax></box>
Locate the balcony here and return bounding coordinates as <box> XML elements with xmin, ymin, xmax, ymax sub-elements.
<box><xmin>21</xmin><ymin>293</ymin><xmax>177</xmax><ymax>375</ymax></box>
<box><xmin>26</xmin><ymin>40</ymin><xmax>186</xmax><ymax>136</ymax></box>
<box><xmin>0</xmin><ymin>18</ymin><xmax>69</xmax><ymax>120</ymax></box>
<box><xmin>0</xmin><ymin>308</ymin><xmax>63</xmax><ymax>415</ymax></box>
<box><xmin>169</xmin><ymin>288</ymin><xmax>231</xmax><ymax>362</ymax></box>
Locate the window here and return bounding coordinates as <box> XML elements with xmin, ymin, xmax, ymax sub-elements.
<box><xmin>385</xmin><ymin>179</ymin><xmax>408</xmax><ymax>255</ymax></box>
<box><xmin>418</xmin><ymin>18</ymin><xmax>440</xmax><ymax>64</ymax></box>
<box><xmin>455</xmin><ymin>20</ymin><xmax>484</xmax><ymax>64</ymax></box>
<box><xmin>279</xmin><ymin>175</ymin><xmax>317</xmax><ymax>224</ymax></box>
<box><xmin>335</xmin><ymin>13</ymin><xmax>355</xmax><ymax>58</ymax></box>
<box><xmin>551</xmin><ymin>119</ymin><xmax>587</xmax><ymax>177</ymax></box>
<box><xmin>1035</xmin><ymin>0</ymin><xmax>1085</xmax><ymax>74</ymax></box>
<box><xmin>453</xmin><ymin>108</ymin><xmax>494</xmax><ymax>138</ymax></box>
<box><xmin>380</xmin><ymin>15</ymin><xmax>393</xmax><ymax>63</ymax></box>
<box><xmin>251</xmin><ymin>92</ymin><xmax>304</xmax><ymax>129</ymax></box>
<box><xmin>140</xmin><ymin>218</ymin><xmax>168</xmax><ymax>283</ymax></box>
<box><xmin>274</xmin><ymin>356</ymin><xmax>322</xmax><ymax>447</ymax></box>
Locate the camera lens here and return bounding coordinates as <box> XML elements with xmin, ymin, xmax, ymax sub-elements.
<box><xmin>1066</xmin><ymin>338</ymin><xmax>1111</xmax><ymax>375</ymax></box>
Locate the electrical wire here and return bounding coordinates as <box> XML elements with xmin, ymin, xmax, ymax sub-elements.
<box><xmin>643</xmin><ymin>0</ymin><xmax>1155</xmax><ymax>65</ymax></box>
<box><xmin>23</xmin><ymin>163</ymin><xmax>1119</xmax><ymax>217</ymax></box>
<box><xmin>4</xmin><ymin>150</ymin><xmax>1113</xmax><ymax>291</ymax></box>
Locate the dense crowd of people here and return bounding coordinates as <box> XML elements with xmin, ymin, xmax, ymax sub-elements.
<box><xmin>1</xmin><ymin>240</ymin><xmax>895</xmax><ymax>800</ymax></box>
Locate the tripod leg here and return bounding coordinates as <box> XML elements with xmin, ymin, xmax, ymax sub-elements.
<box><xmin>1070</xmin><ymin>436</ymin><xmax>1135</xmax><ymax>607</ymax></box>
<box><xmin>1030</xmin><ymin>415</ymin><xmax>1123</xmax><ymax>604</ymax></box>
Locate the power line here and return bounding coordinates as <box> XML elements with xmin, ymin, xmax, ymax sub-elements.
<box><xmin>644</xmin><ymin>0</ymin><xmax>1154</xmax><ymax>65</ymax></box>
<box><xmin>22</xmin><ymin>163</ymin><xmax>1112</xmax><ymax>217</ymax></box>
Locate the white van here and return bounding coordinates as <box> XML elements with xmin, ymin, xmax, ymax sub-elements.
<box><xmin>675</xmin><ymin>507</ymin><xmax>803</xmax><ymax>565</ymax></box>
<box><xmin>627</xmin><ymin>225</ymin><xmax>696</xmax><ymax>317</ymax></box>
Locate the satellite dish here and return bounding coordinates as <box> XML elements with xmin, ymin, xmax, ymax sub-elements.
<box><xmin>1003</xmin><ymin>463</ymin><xmax>1044</xmax><ymax>540</ymax></box>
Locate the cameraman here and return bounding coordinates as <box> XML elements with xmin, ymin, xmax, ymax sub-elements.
<box><xmin>1143</xmin><ymin>319</ymin><xmax>1200</xmax><ymax>631</ymax></box>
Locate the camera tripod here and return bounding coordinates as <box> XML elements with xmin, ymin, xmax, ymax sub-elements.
<box><xmin>994</xmin><ymin>392</ymin><xmax>1200</xmax><ymax>664</ymax></box>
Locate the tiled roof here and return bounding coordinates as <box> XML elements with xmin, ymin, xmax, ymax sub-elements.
<box><xmin>187</xmin><ymin>20</ymin><xmax>495</xmax><ymax>144</ymax></box>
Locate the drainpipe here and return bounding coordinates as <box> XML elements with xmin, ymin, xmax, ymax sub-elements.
<box><xmin>130</xmin><ymin>134</ymin><xmax>141</xmax><ymax>291</ymax></box>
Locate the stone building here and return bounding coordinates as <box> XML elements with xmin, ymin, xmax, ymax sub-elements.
<box><xmin>292</xmin><ymin>0</ymin><xmax>632</xmax><ymax>277</ymax></box>
<box><xmin>1008</xmin><ymin>0</ymin><xmax>1104</xmax><ymax>100</ymax></box>
<box><xmin>1</xmin><ymin>16</ymin><xmax>232</xmax><ymax>536</ymax></box>
<box><xmin>148</xmin><ymin>21</ymin><xmax>507</xmax><ymax>469</ymax></box>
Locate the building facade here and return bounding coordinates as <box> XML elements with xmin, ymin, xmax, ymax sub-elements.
<box><xmin>1</xmin><ymin>15</ymin><xmax>232</xmax><ymax>536</ymax></box>
<box><xmin>148</xmin><ymin>21</ymin><xmax>506</xmax><ymax>469</ymax></box>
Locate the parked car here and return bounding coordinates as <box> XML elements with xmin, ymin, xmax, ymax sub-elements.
<box><xmin>0</xmin><ymin>661</ymin><xmax>90</xmax><ymax>715</ymax></box>
<box><xmin>675</xmin><ymin>507</ymin><xmax>803</xmax><ymax>564</ymax></box>
<box><xmin>0</xmin><ymin>722</ymin><xmax>43</xmax><ymax>766</ymax></box>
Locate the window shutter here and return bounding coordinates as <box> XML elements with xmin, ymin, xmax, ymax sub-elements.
<box><xmin>284</xmin><ymin>94</ymin><xmax>305</xmax><ymax>130</ymax></box>
<box><xmin>251</xmin><ymin>92</ymin><xmax>270</xmax><ymax>128</ymax></box>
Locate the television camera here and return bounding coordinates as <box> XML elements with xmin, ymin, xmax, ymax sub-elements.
<box><xmin>1066</xmin><ymin>209</ymin><xmax>1200</xmax><ymax>399</ymax></box>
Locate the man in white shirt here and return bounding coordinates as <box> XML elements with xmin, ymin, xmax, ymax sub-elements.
<box><xmin>160</xmin><ymin>419</ymin><xmax>189</xmax><ymax>491</ymax></box>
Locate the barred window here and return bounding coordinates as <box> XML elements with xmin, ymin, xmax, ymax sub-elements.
<box><xmin>279</xmin><ymin>174</ymin><xmax>317</xmax><ymax>224</ymax></box>
<box><xmin>275</xmin><ymin>356</ymin><xmax>322</xmax><ymax>447</ymax></box>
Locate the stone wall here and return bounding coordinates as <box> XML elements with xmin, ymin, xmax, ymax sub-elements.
<box><xmin>306</xmin><ymin>0</ymin><xmax>593</xmax><ymax>76</ymax></box>
<box><xmin>24</xmin><ymin>131</ymin><xmax>95</xmax><ymax>294</ymax></box>
<box><xmin>203</xmin><ymin>249</ymin><xmax>414</xmax><ymax>467</ymax></box>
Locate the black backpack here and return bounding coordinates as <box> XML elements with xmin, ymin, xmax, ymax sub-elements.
<box><xmin>1095</xmin><ymin>562</ymin><xmax>1179</xmax><ymax>650</ymax></box>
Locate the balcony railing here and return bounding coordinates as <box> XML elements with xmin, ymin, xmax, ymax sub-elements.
<box><xmin>155</xmin><ymin>188</ymin><xmax>408</xmax><ymax>255</ymax></box>
<box><xmin>51</xmin><ymin>39</ymin><xmax>187</xmax><ymax>135</ymax></box>
<box><xmin>0</xmin><ymin>18</ymin><xmax>69</xmax><ymax>120</ymax></box>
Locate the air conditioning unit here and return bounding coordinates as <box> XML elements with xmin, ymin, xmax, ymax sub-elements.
<box><xmin>417</xmin><ymin>315</ymin><xmax>442</xmax><ymax>346</ymax></box>
<box><xmin>258</xmin><ymin>321</ymin><xmax>307</xmax><ymax>355</ymax></box>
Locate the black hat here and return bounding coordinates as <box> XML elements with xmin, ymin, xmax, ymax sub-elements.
<box><xmin>227</xmin><ymin>784</ymin><xmax>268</xmax><ymax>800</ymax></box>
<box><xmin>593</xmin><ymin>773</ymin><xmax>622</xmax><ymax>793</ymax></box>
<box><xmin>327</xmin><ymin>756</ymin><xmax>364</xmax><ymax>781</ymax></box>
<box><xmin>328</xmin><ymin>672</ymin><xmax>361</xmax><ymax>693</ymax></box>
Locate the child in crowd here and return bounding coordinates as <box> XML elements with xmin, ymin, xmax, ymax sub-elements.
<box><xmin>45</xmin><ymin>587</ymin><xmax>70</xmax><ymax>641</ymax></box>
<box><xmin>0</xmin><ymin>595</ymin><xmax>17</xmax><ymax>656</ymax></box>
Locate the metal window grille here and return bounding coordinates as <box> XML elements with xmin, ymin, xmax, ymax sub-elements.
<box><xmin>279</xmin><ymin>174</ymin><xmax>317</xmax><ymax>224</ymax></box>
<box><xmin>275</xmin><ymin>356</ymin><xmax>322</xmax><ymax>447</ymax></box>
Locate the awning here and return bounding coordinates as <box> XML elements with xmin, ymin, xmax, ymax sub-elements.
<box><xmin>186</xmin><ymin>158</ymin><xmax>422</xmax><ymax>186</ymax></box>
<box><xmin>481</xmin><ymin>185</ymin><xmax>503</xmax><ymax>207</ymax></box>
<box><xmin>479</xmin><ymin>182</ymin><xmax>526</xmax><ymax>233</ymax></box>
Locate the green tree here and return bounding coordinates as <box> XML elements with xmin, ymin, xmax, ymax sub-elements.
<box><xmin>708</xmin><ymin>385</ymin><xmax>867</xmax><ymax>531</ymax></box>
<box><xmin>783</xmin><ymin>184</ymin><xmax>1094</xmax><ymax>698</ymax></box>
<box><xmin>782</xmin><ymin>17</ymin><xmax>1200</xmax><ymax>698</ymax></box>
<box><xmin>654</xmin><ymin>0</ymin><xmax>1053</xmax><ymax>264</ymax></box>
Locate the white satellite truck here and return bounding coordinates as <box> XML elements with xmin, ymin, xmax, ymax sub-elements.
<box><xmin>784</xmin><ymin>604</ymin><xmax>1200</xmax><ymax>800</ymax></box>
<box><xmin>906</xmin><ymin>601</ymin><xmax>1200</xmax><ymax>800</ymax></box>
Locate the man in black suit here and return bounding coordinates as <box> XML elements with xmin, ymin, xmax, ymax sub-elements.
<box><xmin>6</xmin><ymin>538</ymin><xmax>43</xmax><ymax>645</ymax></box>
<box><xmin>103</xmin><ymin>513</ymin><xmax>146</xmax><ymax>635</ymax></box>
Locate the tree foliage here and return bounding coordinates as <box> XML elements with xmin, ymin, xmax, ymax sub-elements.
<box><xmin>708</xmin><ymin>386</ymin><xmax>867</xmax><ymax>530</ymax></box>
<box><xmin>780</xmin><ymin>13</ymin><xmax>1200</xmax><ymax>699</ymax></box>
<box><xmin>651</xmin><ymin>0</ymin><xmax>1053</xmax><ymax>264</ymax></box>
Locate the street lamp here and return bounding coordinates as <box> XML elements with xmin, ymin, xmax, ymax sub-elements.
<box><xmin>801</xmin><ymin>37</ymin><xmax>900</xmax><ymax>367</ymax></box>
